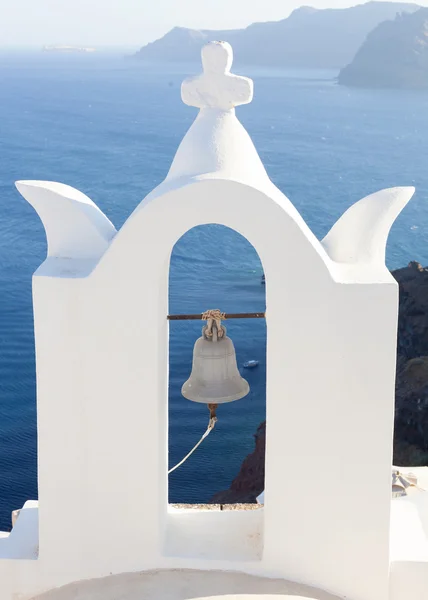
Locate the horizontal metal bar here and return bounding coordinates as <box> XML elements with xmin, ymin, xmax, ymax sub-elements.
<box><xmin>167</xmin><ymin>312</ymin><xmax>265</xmax><ymax>320</ymax></box>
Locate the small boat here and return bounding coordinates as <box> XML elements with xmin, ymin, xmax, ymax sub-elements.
<box><xmin>243</xmin><ymin>360</ymin><xmax>259</xmax><ymax>369</ymax></box>
<box><xmin>261</xmin><ymin>274</ymin><xmax>265</xmax><ymax>284</ymax></box>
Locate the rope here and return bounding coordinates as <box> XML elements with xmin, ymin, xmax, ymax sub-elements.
<box><xmin>201</xmin><ymin>309</ymin><xmax>226</xmax><ymax>321</ymax></box>
<box><xmin>168</xmin><ymin>416</ymin><xmax>217</xmax><ymax>474</ymax></box>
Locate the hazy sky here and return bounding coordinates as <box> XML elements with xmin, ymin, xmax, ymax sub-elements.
<box><xmin>1</xmin><ymin>0</ymin><xmax>427</xmax><ymax>48</ymax></box>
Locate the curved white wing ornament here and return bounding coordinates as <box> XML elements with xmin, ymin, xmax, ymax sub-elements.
<box><xmin>15</xmin><ymin>180</ymin><xmax>116</xmax><ymax>268</ymax></box>
<box><xmin>322</xmin><ymin>186</ymin><xmax>415</xmax><ymax>268</ymax></box>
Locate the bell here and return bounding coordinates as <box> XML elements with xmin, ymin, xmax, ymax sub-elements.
<box><xmin>182</xmin><ymin>322</ymin><xmax>250</xmax><ymax>404</ymax></box>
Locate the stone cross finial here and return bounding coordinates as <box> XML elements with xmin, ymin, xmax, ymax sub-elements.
<box><xmin>181</xmin><ymin>41</ymin><xmax>253</xmax><ymax>111</ymax></box>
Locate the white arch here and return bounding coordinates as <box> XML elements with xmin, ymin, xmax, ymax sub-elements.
<box><xmin>51</xmin><ymin>177</ymin><xmax>392</xmax><ymax>600</ymax></box>
<box><xmin>13</xmin><ymin>167</ymin><xmax>411</xmax><ymax>600</ymax></box>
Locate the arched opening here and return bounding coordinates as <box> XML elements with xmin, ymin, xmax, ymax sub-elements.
<box><xmin>168</xmin><ymin>224</ymin><xmax>266</xmax><ymax>507</ymax></box>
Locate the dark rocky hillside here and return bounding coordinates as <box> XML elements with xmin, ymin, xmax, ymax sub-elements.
<box><xmin>212</xmin><ymin>262</ymin><xmax>428</xmax><ymax>503</ymax></box>
<box><xmin>339</xmin><ymin>7</ymin><xmax>428</xmax><ymax>88</ymax></box>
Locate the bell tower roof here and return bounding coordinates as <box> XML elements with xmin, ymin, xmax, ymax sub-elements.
<box><xmin>163</xmin><ymin>41</ymin><xmax>271</xmax><ymax>187</ymax></box>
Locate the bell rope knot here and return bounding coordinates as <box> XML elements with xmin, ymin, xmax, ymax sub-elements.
<box><xmin>202</xmin><ymin>309</ymin><xmax>226</xmax><ymax>339</ymax></box>
<box><xmin>181</xmin><ymin>41</ymin><xmax>253</xmax><ymax>111</ymax></box>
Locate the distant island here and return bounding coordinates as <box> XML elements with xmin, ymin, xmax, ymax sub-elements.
<box><xmin>338</xmin><ymin>7</ymin><xmax>428</xmax><ymax>88</ymax></box>
<box><xmin>133</xmin><ymin>1</ymin><xmax>420</xmax><ymax>69</ymax></box>
<box><xmin>42</xmin><ymin>45</ymin><xmax>96</xmax><ymax>54</ymax></box>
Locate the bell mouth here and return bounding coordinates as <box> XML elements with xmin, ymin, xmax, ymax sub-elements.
<box><xmin>181</xmin><ymin>378</ymin><xmax>250</xmax><ymax>404</ymax></box>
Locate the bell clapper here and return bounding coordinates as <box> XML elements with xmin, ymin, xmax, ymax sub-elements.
<box><xmin>208</xmin><ymin>402</ymin><xmax>218</xmax><ymax>426</ymax></box>
<box><xmin>208</xmin><ymin>403</ymin><xmax>218</xmax><ymax>419</ymax></box>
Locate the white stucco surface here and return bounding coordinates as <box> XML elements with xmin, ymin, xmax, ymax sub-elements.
<box><xmin>2</xmin><ymin>40</ymin><xmax>424</xmax><ymax>600</ymax></box>
<box><xmin>30</xmin><ymin>570</ymin><xmax>342</xmax><ymax>600</ymax></box>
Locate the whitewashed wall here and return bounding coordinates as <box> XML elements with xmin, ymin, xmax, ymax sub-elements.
<box><xmin>0</xmin><ymin>41</ymin><xmax>422</xmax><ymax>600</ymax></box>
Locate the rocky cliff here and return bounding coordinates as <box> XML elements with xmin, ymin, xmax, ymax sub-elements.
<box><xmin>339</xmin><ymin>8</ymin><xmax>428</xmax><ymax>88</ymax></box>
<box><xmin>134</xmin><ymin>2</ymin><xmax>420</xmax><ymax>69</ymax></box>
<box><xmin>212</xmin><ymin>262</ymin><xmax>428</xmax><ymax>503</ymax></box>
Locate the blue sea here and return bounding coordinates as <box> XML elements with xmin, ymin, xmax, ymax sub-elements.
<box><xmin>0</xmin><ymin>51</ymin><xmax>428</xmax><ymax>531</ymax></box>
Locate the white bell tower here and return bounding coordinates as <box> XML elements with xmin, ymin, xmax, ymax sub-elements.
<box><xmin>0</xmin><ymin>40</ymin><xmax>421</xmax><ymax>600</ymax></box>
